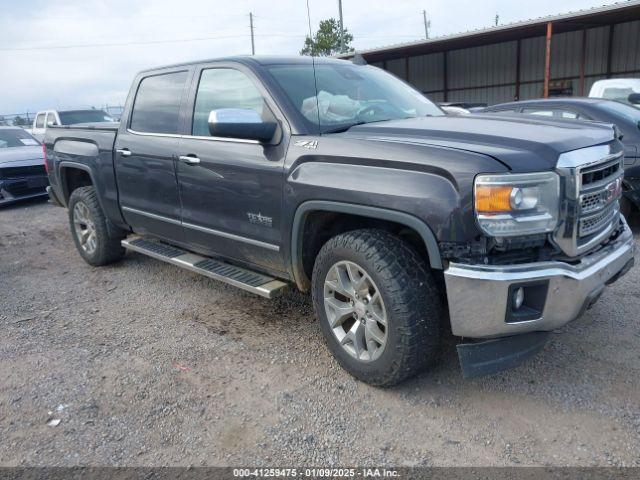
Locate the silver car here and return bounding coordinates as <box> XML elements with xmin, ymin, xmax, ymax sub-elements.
<box><xmin>0</xmin><ymin>127</ymin><xmax>48</xmax><ymax>206</ymax></box>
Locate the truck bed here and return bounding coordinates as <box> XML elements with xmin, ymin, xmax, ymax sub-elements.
<box><xmin>50</xmin><ymin>121</ymin><xmax>120</xmax><ymax>132</ymax></box>
<box><xmin>44</xmin><ymin>123</ymin><xmax>123</xmax><ymax>226</ymax></box>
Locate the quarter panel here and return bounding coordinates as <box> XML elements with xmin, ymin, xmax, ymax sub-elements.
<box><xmin>49</xmin><ymin>130</ymin><xmax>127</xmax><ymax>229</ymax></box>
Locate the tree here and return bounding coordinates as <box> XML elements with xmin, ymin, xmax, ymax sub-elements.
<box><xmin>300</xmin><ymin>18</ymin><xmax>353</xmax><ymax>56</ymax></box>
<box><xmin>13</xmin><ymin>115</ymin><xmax>25</xmax><ymax>126</ymax></box>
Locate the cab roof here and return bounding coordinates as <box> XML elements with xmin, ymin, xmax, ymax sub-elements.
<box><xmin>140</xmin><ymin>55</ymin><xmax>353</xmax><ymax>73</ymax></box>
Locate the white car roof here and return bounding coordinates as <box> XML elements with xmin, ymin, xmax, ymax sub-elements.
<box><xmin>591</xmin><ymin>78</ymin><xmax>640</xmax><ymax>88</ymax></box>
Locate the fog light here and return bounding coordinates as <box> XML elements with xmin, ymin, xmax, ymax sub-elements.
<box><xmin>513</xmin><ymin>287</ymin><xmax>525</xmax><ymax>310</ymax></box>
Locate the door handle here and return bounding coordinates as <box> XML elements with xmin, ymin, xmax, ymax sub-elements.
<box><xmin>116</xmin><ymin>148</ymin><xmax>131</xmax><ymax>157</ymax></box>
<box><xmin>179</xmin><ymin>155</ymin><xmax>201</xmax><ymax>165</ymax></box>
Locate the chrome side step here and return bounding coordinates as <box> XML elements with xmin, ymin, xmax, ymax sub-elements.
<box><xmin>121</xmin><ymin>236</ymin><xmax>288</xmax><ymax>298</ymax></box>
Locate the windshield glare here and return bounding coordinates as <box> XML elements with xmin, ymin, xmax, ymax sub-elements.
<box><xmin>58</xmin><ymin>110</ymin><xmax>115</xmax><ymax>125</ymax></box>
<box><xmin>0</xmin><ymin>129</ymin><xmax>40</xmax><ymax>148</ymax></box>
<box><xmin>268</xmin><ymin>63</ymin><xmax>443</xmax><ymax>133</ymax></box>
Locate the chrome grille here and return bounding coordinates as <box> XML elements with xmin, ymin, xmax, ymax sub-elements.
<box><xmin>579</xmin><ymin>204</ymin><xmax>617</xmax><ymax>237</ymax></box>
<box><xmin>580</xmin><ymin>191</ymin><xmax>605</xmax><ymax>214</ymax></box>
<box><xmin>553</xmin><ymin>145</ymin><xmax>624</xmax><ymax>257</ymax></box>
<box><xmin>581</xmin><ymin>162</ymin><xmax>620</xmax><ymax>186</ymax></box>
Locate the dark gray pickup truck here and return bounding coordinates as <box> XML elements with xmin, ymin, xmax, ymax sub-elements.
<box><xmin>44</xmin><ymin>56</ymin><xmax>635</xmax><ymax>386</ymax></box>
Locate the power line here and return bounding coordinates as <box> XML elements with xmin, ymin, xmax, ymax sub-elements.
<box><xmin>0</xmin><ymin>34</ymin><xmax>308</xmax><ymax>52</ymax></box>
<box><xmin>1</xmin><ymin>13</ymin><xmax>251</xmax><ymax>21</ymax></box>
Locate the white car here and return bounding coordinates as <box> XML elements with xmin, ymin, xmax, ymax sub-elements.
<box><xmin>589</xmin><ymin>79</ymin><xmax>640</xmax><ymax>107</ymax></box>
<box><xmin>30</xmin><ymin>109</ymin><xmax>116</xmax><ymax>141</ymax></box>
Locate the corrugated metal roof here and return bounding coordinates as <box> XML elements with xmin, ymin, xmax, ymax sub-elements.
<box><xmin>337</xmin><ymin>0</ymin><xmax>640</xmax><ymax>58</ymax></box>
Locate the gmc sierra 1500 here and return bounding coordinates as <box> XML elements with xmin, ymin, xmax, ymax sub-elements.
<box><xmin>44</xmin><ymin>56</ymin><xmax>635</xmax><ymax>386</ymax></box>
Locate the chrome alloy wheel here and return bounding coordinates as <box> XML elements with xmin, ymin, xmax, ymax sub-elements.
<box><xmin>73</xmin><ymin>202</ymin><xmax>97</xmax><ymax>255</ymax></box>
<box><xmin>323</xmin><ymin>261</ymin><xmax>388</xmax><ymax>362</ymax></box>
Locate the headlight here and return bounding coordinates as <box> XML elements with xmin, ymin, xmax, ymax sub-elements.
<box><xmin>474</xmin><ymin>171</ymin><xmax>560</xmax><ymax>237</ymax></box>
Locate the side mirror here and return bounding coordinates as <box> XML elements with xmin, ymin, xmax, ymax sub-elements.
<box><xmin>47</xmin><ymin>121</ymin><xmax>56</xmax><ymax>127</ymax></box>
<box><xmin>627</xmin><ymin>93</ymin><xmax>640</xmax><ymax>105</ymax></box>
<box><xmin>208</xmin><ymin>108</ymin><xmax>277</xmax><ymax>142</ymax></box>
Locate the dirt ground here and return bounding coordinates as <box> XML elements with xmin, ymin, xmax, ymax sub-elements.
<box><xmin>1</xmin><ymin>199</ymin><xmax>639</xmax><ymax>467</ymax></box>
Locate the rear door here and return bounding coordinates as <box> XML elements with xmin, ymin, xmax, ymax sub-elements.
<box><xmin>176</xmin><ymin>63</ymin><xmax>288</xmax><ymax>273</ymax></box>
<box><xmin>114</xmin><ymin>68</ymin><xmax>192</xmax><ymax>243</ymax></box>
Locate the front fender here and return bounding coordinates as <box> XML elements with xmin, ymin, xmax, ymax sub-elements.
<box><xmin>285</xmin><ymin>161</ymin><xmax>468</xmax><ymax>290</ymax></box>
<box><xmin>290</xmin><ymin>200</ymin><xmax>443</xmax><ymax>289</ymax></box>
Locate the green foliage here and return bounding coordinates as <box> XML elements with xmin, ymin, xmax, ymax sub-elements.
<box><xmin>300</xmin><ymin>18</ymin><xmax>354</xmax><ymax>56</ymax></box>
<box><xmin>13</xmin><ymin>115</ymin><xmax>25</xmax><ymax>126</ymax></box>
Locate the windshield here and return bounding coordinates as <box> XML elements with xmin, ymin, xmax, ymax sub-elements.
<box><xmin>0</xmin><ymin>129</ymin><xmax>39</xmax><ymax>148</ymax></box>
<box><xmin>598</xmin><ymin>101</ymin><xmax>640</xmax><ymax>124</ymax></box>
<box><xmin>268</xmin><ymin>63</ymin><xmax>443</xmax><ymax>133</ymax></box>
<box><xmin>57</xmin><ymin>110</ymin><xmax>115</xmax><ymax>125</ymax></box>
<box><xmin>601</xmin><ymin>87</ymin><xmax>639</xmax><ymax>105</ymax></box>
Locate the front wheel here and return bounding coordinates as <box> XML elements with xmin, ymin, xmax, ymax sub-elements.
<box><xmin>68</xmin><ymin>186</ymin><xmax>125</xmax><ymax>266</ymax></box>
<box><xmin>312</xmin><ymin>229</ymin><xmax>442</xmax><ymax>386</ymax></box>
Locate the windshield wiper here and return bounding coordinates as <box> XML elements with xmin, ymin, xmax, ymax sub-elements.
<box><xmin>323</xmin><ymin>118</ymin><xmax>402</xmax><ymax>134</ymax></box>
<box><xmin>322</xmin><ymin>121</ymin><xmax>367</xmax><ymax>134</ymax></box>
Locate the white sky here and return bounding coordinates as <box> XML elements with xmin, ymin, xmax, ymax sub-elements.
<box><xmin>0</xmin><ymin>0</ymin><xmax>622</xmax><ymax>114</ymax></box>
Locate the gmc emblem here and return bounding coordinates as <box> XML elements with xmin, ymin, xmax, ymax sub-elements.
<box><xmin>603</xmin><ymin>178</ymin><xmax>622</xmax><ymax>204</ymax></box>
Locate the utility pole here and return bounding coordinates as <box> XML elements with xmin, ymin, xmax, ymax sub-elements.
<box><xmin>338</xmin><ymin>0</ymin><xmax>345</xmax><ymax>53</ymax></box>
<box><xmin>495</xmin><ymin>14</ymin><xmax>499</xmax><ymax>26</ymax></box>
<box><xmin>422</xmin><ymin>10</ymin><xmax>430</xmax><ymax>39</ymax></box>
<box><xmin>249</xmin><ymin>12</ymin><xmax>255</xmax><ymax>55</ymax></box>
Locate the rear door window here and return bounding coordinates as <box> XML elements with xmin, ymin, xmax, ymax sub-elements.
<box><xmin>35</xmin><ymin>114</ymin><xmax>45</xmax><ymax>129</ymax></box>
<box><xmin>130</xmin><ymin>71</ymin><xmax>188</xmax><ymax>134</ymax></box>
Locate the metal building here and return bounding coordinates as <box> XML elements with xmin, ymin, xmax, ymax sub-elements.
<box><xmin>340</xmin><ymin>1</ymin><xmax>640</xmax><ymax>105</ymax></box>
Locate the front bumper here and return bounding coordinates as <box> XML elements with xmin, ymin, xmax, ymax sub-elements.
<box><xmin>0</xmin><ymin>176</ymin><xmax>49</xmax><ymax>206</ymax></box>
<box><xmin>444</xmin><ymin>219</ymin><xmax>635</xmax><ymax>339</ymax></box>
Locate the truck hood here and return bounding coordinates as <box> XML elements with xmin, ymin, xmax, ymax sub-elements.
<box><xmin>0</xmin><ymin>146</ymin><xmax>43</xmax><ymax>166</ymax></box>
<box><xmin>344</xmin><ymin>114</ymin><xmax>616</xmax><ymax>171</ymax></box>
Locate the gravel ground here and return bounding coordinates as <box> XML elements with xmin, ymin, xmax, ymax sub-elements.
<box><xmin>1</xmin><ymin>199</ymin><xmax>639</xmax><ymax>467</ymax></box>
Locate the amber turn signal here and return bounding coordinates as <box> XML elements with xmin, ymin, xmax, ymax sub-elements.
<box><xmin>475</xmin><ymin>185</ymin><xmax>513</xmax><ymax>213</ymax></box>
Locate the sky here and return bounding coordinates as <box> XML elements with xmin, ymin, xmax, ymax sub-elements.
<box><xmin>0</xmin><ymin>0</ymin><xmax>624</xmax><ymax>114</ymax></box>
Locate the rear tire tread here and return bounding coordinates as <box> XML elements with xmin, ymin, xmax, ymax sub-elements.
<box><xmin>68</xmin><ymin>186</ymin><xmax>125</xmax><ymax>266</ymax></box>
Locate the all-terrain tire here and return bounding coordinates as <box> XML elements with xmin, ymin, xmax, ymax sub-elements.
<box><xmin>311</xmin><ymin>229</ymin><xmax>442</xmax><ymax>387</ymax></box>
<box><xmin>68</xmin><ymin>186</ymin><xmax>126</xmax><ymax>266</ymax></box>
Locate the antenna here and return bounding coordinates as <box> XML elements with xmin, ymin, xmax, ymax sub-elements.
<box><xmin>305</xmin><ymin>0</ymin><xmax>321</xmax><ymax>133</ymax></box>
<box><xmin>305</xmin><ymin>0</ymin><xmax>313</xmax><ymax>39</ymax></box>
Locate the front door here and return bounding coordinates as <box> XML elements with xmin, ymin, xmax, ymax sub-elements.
<box><xmin>176</xmin><ymin>65</ymin><xmax>287</xmax><ymax>273</ymax></box>
<box><xmin>115</xmin><ymin>69</ymin><xmax>191</xmax><ymax>243</ymax></box>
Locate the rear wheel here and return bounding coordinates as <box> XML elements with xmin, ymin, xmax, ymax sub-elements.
<box><xmin>312</xmin><ymin>229</ymin><xmax>442</xmax><ymax>386</ymax></box>
<box><xmin>68</xmin><ymin>186</ymin><xmax>125</xmax><ymax>266</ymax></box>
